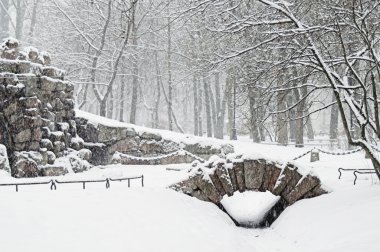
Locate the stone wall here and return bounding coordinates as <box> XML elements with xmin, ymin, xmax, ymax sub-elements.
<box><xmin>170</xmin><ymin>156</ymin><xmax>327</xmax><ymax>227</ymax></box>
<box><xmin>75</xmin><ymin>112</ymin><xmax>234</xmax><ymax>165</ymax></box>
<box><xmin>0</xmin><ymin>38</ymin><xmax>86</xmax><ymax>177</ymax></box>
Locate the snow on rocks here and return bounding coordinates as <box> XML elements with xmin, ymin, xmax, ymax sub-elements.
<box><xmin>0</xmin><ymin>144</ymin><xmax>10</xmax><ymax>173</ymax></box>
<box><xmin>170</xmin><ymin>155</ymin><xmax>327</xmax><ymax>226</ymax></box>
<box><xmin>0</xmin><ymin>38</ymin><xmax>91</xmax><ymax>178</ymax></box>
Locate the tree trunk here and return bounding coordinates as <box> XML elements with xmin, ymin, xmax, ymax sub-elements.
<box><xmin>119</xmin><ymin>73</ymin><xmax>126</xmax><ymax>122</ymax></box>
<box><xmin>28</xmin><ymin>0</ymin><xmax>39</xmax><ymax>42</ymax></box>
<box><xmin>100</xmin><ymin>100</ymin><xmax>106</xmax><ymax>117</ymax></box>
<box><xmin>159</xmin><ymin>76</ymin><xmax>185</xmax><ymax>133</ymax></box>
<box><xmin>183</xmin><ymin>85</ymin><xmax>189</xmax><ymax>132</ymax></box>
<box><xmin>214</xmin><ymin>72</ymin><xmax>221</xmax><ymax>135</ymax></box>
<box><xmin>107</xmin><ymin>88</ymin><xmax>114</xmax><ymax>119</ymax></box>
<box><xmin>15</xmin><ymin>0</ymin><xmax>26</xmax><ymax>40</ymax></box>
<box><xmin>227</xmin><ymin>72</ymin><xmax>234</xmax><ymax>139</ymax></box>
<box><xmin>129</xmin><ymin>19</ymin><xmax>138</xmax><ymax>124</ymax></box>
<box><xmin>276</xmin><ymin>89</ymin><xmax>289</xmax><ymax>145</ymax></box>
<box><xmin>292</xmin><ymin>78</ymin><xmax>306</xmax><ymax>147</ymax></box>
<box><xmin>288</xmin><ymin>95</ymin><xmax>296</xmax><ymax>142</ymax></box>
<box><xmin>306</xmin><ymin>114</ymin><xmax>314</xmax><ymax>140</ymax></box>
<box><xmin>193</xmin><ymin>75</ymin><xmax>199</xmax><ymax>136</ymax></box>
<box><xmin>154</xmin><ymin>52</ymin><xmax>161</xmax><ymax>128</ymax></box>
<box><xmin>329</xmin><ymin>92</ymin><xmax>339</xmax><ymax>140</ymax></box>
<box><xmin>248</xmin><ymin>88</ymin><xmax>261</xmax><ymax>142</ymax></box>
<box><xmin>209</xmin><ymin>83</ymin><xmax>217</xmax><ymax>136</ymax></box>
<box><xmin>198</xmin><ymin>79</ymin><xmax>203</xmax><ymax>136</ymax></box>
<box><xmin>203</xmin><ymin>76</ymin><xmax>213</xmax><ymax>137</ymax></box>
<box><xmin>0</xmin><ymin>0</ymin><xmax>10</xmax><ymax>39</ymax></box>
<box><xmin>215</xmin><ymin>73</ymin><xmax>230</xmax><ymax>139</ymax></box>
<box><xmin>82</xmin><ymin>0</ymin><xmax>112</xmax><ymax>110</ymax></box>
<box><xmin>167</xmin><ymin>16</ymin><xmax>173</xmax><ymax>131</ymax></box>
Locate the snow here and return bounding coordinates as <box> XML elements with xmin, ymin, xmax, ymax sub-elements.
<box><xmin>0</xmin><ymin>188</ymin><xmax>256</xmax><ymax>252</ymax></box>
<box><xmin>221</xmin><ymin>191</ymin><xmax>280</xmax><ymax>227</ymax></box>
<box><xmin>0</xmin><ymin>144</ymin><xmax>10</xmax><ymax>172</ymax></box>
<box><xmin>0</xmin><ymin>137</ymin><xmax>380</xmax><ymax>251</ymax></box>
<box><xmin>270</xmin><ymin>186</ymin><xmax>380</xmax><ymax>252</ymax></box>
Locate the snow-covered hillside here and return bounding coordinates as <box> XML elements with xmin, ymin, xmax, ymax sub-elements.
<box><xmin>0</xmin><ymin>141</ymin><xmax>379</xmax><ymax>252</ymax></box>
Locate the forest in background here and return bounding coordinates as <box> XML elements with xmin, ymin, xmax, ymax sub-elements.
<box><xmin>1</xmin><ymin>0</ymin><xmax>380</xmax><ymax>154</ymax></box>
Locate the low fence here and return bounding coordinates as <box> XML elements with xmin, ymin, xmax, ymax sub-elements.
<box><xmin>292</xmin><ymin>147</ymin><xmax>380</xmax><ymax>185</ymax></box>
<box><xmin>293</xmin><ymin>145</ymin><xmax>379</xmax><ymax>161</ymax></box>
<box><xmin>0</xmin><ymin>175</ymin><xmax>144</xmax><ymax>192</ymax></box>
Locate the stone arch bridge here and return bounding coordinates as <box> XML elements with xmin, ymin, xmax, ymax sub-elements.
<box><xmin>170</xmin><ymin>155</ymin><xmax>327</xmax><ymax>226</ymax></box>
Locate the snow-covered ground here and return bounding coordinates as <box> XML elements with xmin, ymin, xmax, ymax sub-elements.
<box><xmin>0</xmin><ymin>139</ymin><xmax>379</xmax><ymax>252</ymax></box>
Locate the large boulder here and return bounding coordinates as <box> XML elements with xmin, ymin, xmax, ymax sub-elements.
<box><xmin>244</xmin><ymin>159</ymin><xmax>266</xmax><ymax>190</ymax></box>
<box><xmin>40</xmin><ymin>165</ymin><xmax>68</xmax><ymax>177</ymax></box>
<box><xmin>12</xmin><ymin>156</ymin><xmax>40</xmax><ymax>178</ymax></box>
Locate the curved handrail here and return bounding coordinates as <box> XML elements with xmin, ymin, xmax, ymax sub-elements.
<box><xmin>337</xmin><ymin>168</ymin><xmax>374</xmax><ymax>179</ymax></box>
<box><xmin>353</xmin><ymin>171</ymin><xmax>377</xmax><ymax>185</ymax></box>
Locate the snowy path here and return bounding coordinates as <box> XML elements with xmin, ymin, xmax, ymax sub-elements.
<box><xmin>0</xmin><ymin>187</ymin><xmax>260</xmax><ymax>252</ymax></box>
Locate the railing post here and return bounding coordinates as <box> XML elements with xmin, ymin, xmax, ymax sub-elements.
<box><xmin>50</xmin><ymin>180</ymin><xmax>57</xmax><ymax>190</ymax></box>
<box><xmin>338</xmin><ymin>168</ymin><xmax>343</xmax><ymax>179</ymax></box>
<box><xmin>141</xmin><ymin>175</ymin><xmax>144</xmax><ymax>187</ymax></box>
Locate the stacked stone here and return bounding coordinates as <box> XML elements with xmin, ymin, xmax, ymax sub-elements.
<box><xmin>111</xmin><ymin>150</ymin><xmax>200</xmax><ymax>165</ymax></box>
<box><xmin>75</xmin><ymin>114</ymin><xmax>234</xmax><ymax>165</ymax></box>
<box><xmin>75</xmin><ymin>117</ymin><xmax>175</xmax><ymax>165</ymax></box>
<box><xmin>0</xmin><ymin>38</ymin><xmax>85</xmax><ymax>177</ymax></box>
<box><xmin>170</xmin><ymin>157</ymin><xmax>327</xmax><ymax>226</ymax></box>
<box><xmin>38</xmin><ymin>75</ymin><xmax>78</xmax><ymax>157</ymax></box>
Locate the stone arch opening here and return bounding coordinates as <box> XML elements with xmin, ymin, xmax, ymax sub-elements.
<box><xmin>170</xmin><ymin>157</ymin><xmax>327</xmax><ymax>228</ymax></box>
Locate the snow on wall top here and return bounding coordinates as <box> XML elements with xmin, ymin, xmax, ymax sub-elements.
<box><xmin>75</xmin><ymin>110</ymin><xmax>233</xmax><ymax>151</ymax></box>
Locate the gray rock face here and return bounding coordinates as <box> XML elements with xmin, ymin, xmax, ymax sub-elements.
<box><xmin>75</xmin><ymin>114</ymin><xmax>234</xmax><ymax>165</ymax></box>
<box><xmin>244</xmin><ymin>160</ymin><xmax>265</xmax><ymax>190</ymax></box>
<box><xmin>12</xmin><ymin>158</ymin><xmax>40</xmax><ymax>178</ymax></box>
<box><xmin>47</xmin><ymin>151</ymin><xmax>56</xmax><ymax>165</ymax></box>
<box><xmin>69</xmin><ymin>156</ymin><xmax>92</xmax><ymax>173</ymax></box>
<box><xmin>283</xmin><ymin>175</ymin><xmax>320</xmax><ymax>204</ymax></box>
<box><xmin>233</xmin><ymin>161</ymin><xmax>245</xmax><ymax>192</ymax></box>
<box><xmin>140</xmin><ymin>132</ymin><xmax>162</xmax><ymax>141</ymax></box>
<box><xmin>14</xmin><ymin>129</ymin><xmax>32</xmax><ymax>143</ymax></box>
<box><xmin>77</xmin><ymin>149</ymin><xmax>92</xmax><ymax>161</ymax></box>
<box><xmin>192</xmin><ymin>171</ymin><xmax>222</xmax><ymax>204</ymax></box>
<box><xmin>97</xmin><ymin>124</ymin><xmax>128</xmax><ymax>142</ymax></box>
<box><xmin>215</xmin><ymin>164</ymin><xmax>234</xmax><ymax>196</ymax></box>
<box><xmin>0</xmin><ymin>38</ymin><xmax>90</xmax><ymax>177</ymax></box>
<box><xmin>139</xmin><ymin>140</ymin><xmax>163</xmax><ymax>154</ymax></box>
<box><xmin>40</xmin><ymin>165</ymin><xmax>68</xmax><ymax>177</ymax></box>
<box><xmin>107</xmin><ymin>138</ymin><xmax>139</xmax><ymax>154</ymax></box>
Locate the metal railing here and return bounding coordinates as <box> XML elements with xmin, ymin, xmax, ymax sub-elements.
<box><xmin>0</xmin><ymin>175</ymin><xmax>144</xmax><ymax>192</ymax></box>
<box><xmin>354</xmin><ymin>171</ymin><xmax>377</xmax><ymax>185</ymax></box>
<box><xmin>337</xmin><ymin>168</ymin><xmax>378</xmax><ymax>185</ymax></box>
<box><xmin>337</xmin><ymin>168</ymin><xmax>374</xmax><ymax>179</ymax></box>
